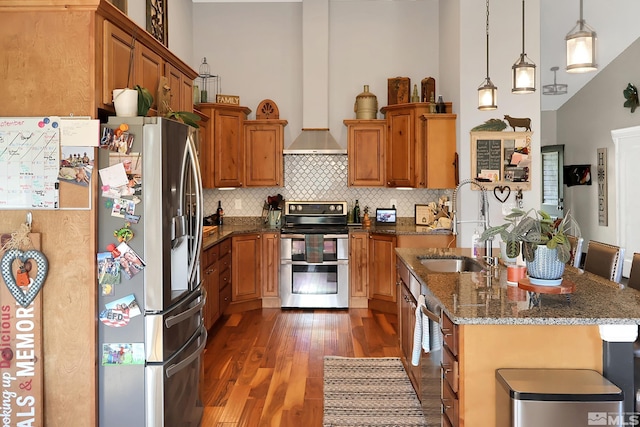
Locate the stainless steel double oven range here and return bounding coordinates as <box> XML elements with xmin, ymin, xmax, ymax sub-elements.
<box><xmin>280</xmin><ymin>201</ymin><xmax>349</xmax><ymax>308</ymax></box>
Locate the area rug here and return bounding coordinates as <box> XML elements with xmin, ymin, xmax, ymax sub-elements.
<box><xmin>323</xmin><ymin>356</ymin><xmax>427</xmax><ymax>427</ymax></box>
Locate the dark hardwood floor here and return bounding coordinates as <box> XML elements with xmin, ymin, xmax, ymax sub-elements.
<box><xmin>200</xmin><ymin>308</ymin><xmax>402</xmax><ymax>426</ymax></box>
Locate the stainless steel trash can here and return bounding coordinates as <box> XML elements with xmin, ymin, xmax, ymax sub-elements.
<box><xmin>496</xmin><ymin>369</ymin><xmax>624</xmax><ymax>427</ymax></box>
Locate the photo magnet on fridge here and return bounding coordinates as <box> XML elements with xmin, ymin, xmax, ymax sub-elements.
<box><xmin>115</xmin><ymin>242</ymin><xmax>145</xmax><ymax>279</ymax></box>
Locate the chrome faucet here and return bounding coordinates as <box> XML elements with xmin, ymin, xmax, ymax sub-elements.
<box><xmin>451</xmin><ymin>178</ymin><xmax>493</xmax><ymax>259</ymax></box>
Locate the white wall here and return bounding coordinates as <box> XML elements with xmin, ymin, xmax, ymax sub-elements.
<box><xmin>192</xmin><ymin>0</ymin><xmax>438</xmax><ymax>150</ymax></box>
<box><xmin>556</xmin><ymin>37</ymin><xmax>640</xmax><ymax>247</ymax></box>
<box><xmin>454</xmin><ymin>0</ymin><xmax>541</xmax><ymax>248</ymax></box>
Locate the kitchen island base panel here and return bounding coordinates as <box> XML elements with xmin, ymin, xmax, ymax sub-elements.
<box><xmin>459</xmin><ymin>324</ymin><xmax>602</xmax><ymax>426</ymax></box>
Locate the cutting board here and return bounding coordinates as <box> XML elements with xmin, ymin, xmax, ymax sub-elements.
<box><xmin>203</xmin><ymin>225</ymin><xmax>218</xmax><ymax>236</ymax></box>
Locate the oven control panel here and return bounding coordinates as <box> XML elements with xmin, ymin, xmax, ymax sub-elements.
<box><xmin>284</xmin><ymin>201</ymin><xmax>347</xmax><ymax>216</ymax></box>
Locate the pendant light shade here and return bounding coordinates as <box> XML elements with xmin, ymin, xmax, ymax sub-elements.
<box><xmin>566</xmin><ymin>0</ymin><xmax>597</xmax><ymax>73</ymax></box>
<box><xmin>478</xmin><ymin>0</ymin><xmax>497</xmax><ymax>110</ymax></box>
<box><xmin>512</xmin><ymin>0</ymin><xmax>536</xmax><ymax>93</ymax></box>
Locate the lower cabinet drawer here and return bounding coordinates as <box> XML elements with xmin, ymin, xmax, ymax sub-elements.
<box><xmin>219</xmin><ymin>266</ymin><xmax>231</xmax><ymax>290</ymax></box>
<box><xmin>220</xmin><ymin>283</ymin><xmax>231</xmax><ymax>313</ymax></box>
<box><xmin>442</xmin><ymin>345</ymin><xmax>459</xmax><ymax>393</ymax></box>
<box><xmin>442</xmin><ymin>380</ymin><xmax>459</xmax><ymax>427</ymax></box>
<box><xmin>441</xmin><ymin>312</ymin><xmax>458</xmax><ymax>356</ymax></box>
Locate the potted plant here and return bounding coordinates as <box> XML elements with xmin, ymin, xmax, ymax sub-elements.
<box><xmin>481</xmin><ymin>208</ymin><xmax>581</xmax><ymax>280</ymax></box>
<box><xmin>113</xmin><ymin>34</ymin><xmax>154</xmax><ymax>117</ymax></box>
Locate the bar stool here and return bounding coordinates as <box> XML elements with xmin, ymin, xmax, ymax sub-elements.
<box><xmin>627</xmin><ymin>252</ymin><xmax>640</xmax><ymax>291</ymax></box>
<box><xmin>566</xmin><ymin>234</ymin><xmax>584</xmax><ymax>269</ymax></box>
<box><xmin>582</xmin><ymin>240</ymin><xmax>625</xmax><ymax>284</ymax></box>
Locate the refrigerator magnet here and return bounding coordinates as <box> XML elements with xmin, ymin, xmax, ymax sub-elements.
<box><xmin>105</xmin><ymin>293</ymin><xmax>141</xmax><ymax>319</ymax></box>
<box><xmin>99</xmin><ymin>308</ymin><xmax>130</xmax><ymax>327</ymax></box>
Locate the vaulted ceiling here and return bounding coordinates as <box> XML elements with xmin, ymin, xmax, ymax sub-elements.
<box><xmin>540</xmin><ymin>0</ymin><xmax>640</xmax><ymax>111</ymax></box>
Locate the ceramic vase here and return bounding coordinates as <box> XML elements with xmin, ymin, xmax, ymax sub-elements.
<box><xmin>525</xmin><ymin>246</ymin><xmax>565</xmax><ymax>280</ymax></box>
<box><xmin>354</xmin><ymin>85</ymin><xmax>378</xmax><ymax>119</ymax></box>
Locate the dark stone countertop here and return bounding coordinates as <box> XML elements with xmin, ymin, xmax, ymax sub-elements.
<box><xmin>395</xmin><ymin>247</ymin><xmax>640</xmax><ymax>326</ymax></box>
<box><xmin>202</xmin><ymin>218</ymin><xmax>453</xmax><ymax>250</ymax></box>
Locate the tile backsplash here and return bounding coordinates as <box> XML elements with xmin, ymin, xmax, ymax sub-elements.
<box><xmin>203</xmin><ymin>154</ymin><xmax>450</xmax><ymax>218</ymax></box>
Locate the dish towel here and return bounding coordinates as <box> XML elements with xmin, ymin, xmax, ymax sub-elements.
<box><xmin>411</xmin><ymin>294</ymin><xmax>443</xmax><ymax>366</ymax></box>
<box><xmin>305</xmin><ymin>234</ymin><xmax>324</xmax><ymax>263</ymax></box>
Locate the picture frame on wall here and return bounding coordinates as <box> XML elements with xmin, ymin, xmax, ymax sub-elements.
<box><xmin>107</xmin><ymin>0</ymin><xmax>127</xmax><ymax>14</ymax></box>
<box><xmin>146</xmin><ymin>0</ymin><xmax>167</xmax><ymax>46</ymax></box>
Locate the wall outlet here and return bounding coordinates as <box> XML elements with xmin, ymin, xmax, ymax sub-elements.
<box><xmin>390</xmin><ymin>199</ymin><xmax>397</xmax><ymax>208</ymax></box>
<box><xmin>234</xmin><ymin>199</ymin><xmax>242</xmax><ymax>210</ymax></box>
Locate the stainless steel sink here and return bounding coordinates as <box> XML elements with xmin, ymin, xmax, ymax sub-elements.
<box><xmin>418</xmin><ymin>256</ymin><xmax>485</xmax><ymax>273</ymax></box>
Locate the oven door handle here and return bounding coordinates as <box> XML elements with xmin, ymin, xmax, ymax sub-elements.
<box><xmin>280</xmin><ymin>234</ymin><xmax>348</xmax><ymax>240</ymax></box>
<box><xmin>281</xmin><ymin>260</ymin><xmax>349</xmax><ymax>266</ymax></box>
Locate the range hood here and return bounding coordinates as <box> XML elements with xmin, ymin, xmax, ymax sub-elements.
<box><xmin>283</xmin><ymin>0</ymin><xmax>346</xmax><ymax>155</ymax></box>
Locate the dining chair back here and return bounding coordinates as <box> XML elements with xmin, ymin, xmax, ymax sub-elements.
<box><xmin>583</xmin><ymin>240</ymin><xmax>625</xmax><ymax>284</ymax></box>
<box><xmin>627</xmin><ymin>252</ymin><xmax>640</xmax><ymax>291</ymax></box>
<box><xmin>566</xmin><ymin>234</ymin><xmax>584</xmax><ymax>269</ymax></box>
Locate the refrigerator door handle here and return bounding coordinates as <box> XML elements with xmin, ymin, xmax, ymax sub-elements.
<box><xmin>166</xmin><ymin>326</ymin><xmax>208</xmax><ymax>379</ymax></box>
<box><xmin>186</xmin><ymin>130</ymin><xmax>203</xmax><ymax>286</ymax></box>
<box><xmin>164</xmin><ymin>288</ymin><xmax>205</xmax><ymax>329</ymax></box>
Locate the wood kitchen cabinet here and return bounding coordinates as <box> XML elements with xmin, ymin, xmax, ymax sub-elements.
<box><xmin>165</xmin><ymin>62</ymin><xmax>194</xmax><ymax>112</ymax></box>
<box><xmin>194</xmin><ymin>108</ymin><xmax>212</xmax><ymax>188</ymax></box>
<box><xmin>368</xmin><ymin>233</ymin><xmax>397</xmax><ymax>313</ymax></box>
<box><xmin>380</xmin><ymin>103</ymin><xmax>456</xmax><ymax>188</ymax></box>
<box><xmin>261</xmin><ymin>231</ymin><xmax>280</xmax><ymax>307</ymax></box>
<box><xmin>441</xmin><ymin>311</ymin><xmax>601</xmax><ymax>426</ymax></box>
<box><xmin>230</xmin><ymin>233</ymin><xmax>262</xmax><ymax>309</ymax></box>
<box><xmin>197</xmin><ymin>103</ymin><xmax>251</xmax><ymax>188</ymax></box>
<box><xmin>344</xmin><ymin>119</ymin><xmax>386</xmax><ymax>187</ymax></box>
<box><xmin>218</xmin><ymin>238</ymin><xmax>232</xmax><ymax>314</ymax></box>
<box><xmin>397</xmin><ymin>260</ymin><xmax>421</xmax><ymax>395</ymax></box>
<box><xmin>201</xmin><ymin>237</ymin><xmax>232</xmax><ymax>330</ymax></box>
<box><xmin>349</xmin><ymin>231</ymin><xmax>369</xmax><ymax>308</ymax></box>
<box><xmin>420</xmin><ymin>114</ymin><xmax>458</xmax><ymax>188</ymax></box>
<box><xmin>244</xmin><ymin>119</ymin><xmax>287</xmax><ymax>187</ymax></box>
<box><xmin>202</xmin><ymin>243</ymin><xmax>220</xmax><ymax>330</ymax></box>
<box><xmin>100</xmin><ymin>11</ymin><xmax>197</xmax><ymax>114</ymax></box>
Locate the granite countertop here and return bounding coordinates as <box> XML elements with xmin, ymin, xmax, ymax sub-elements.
<box><xmin>202</xmin><ymin>218</ymin><xmax>453</xmax><ymax>249</ymax></box>
<box><xmin>395</xmin><ymin>247</ymin><xmax>640</xmax><ymax>326</ymax></box>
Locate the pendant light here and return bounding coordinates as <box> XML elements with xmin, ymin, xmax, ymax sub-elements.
<box><xmin>512</xmin><ymin>0</ymin><xmax>536</xmax><ymax>93</ymax></box>
<box><xmin>566</xmin><ymin>0</ymin><xmax>597</xmax><ymax>73</ymax></box>
<box><xmin>478</xmin><ymin>0</ymin><xmax>497</xmax><ymax>110</ymax></box>
<box><xmin>542</xmin><ymin>66</ymin><xmax>568</xmax><ymax>95</ymax></box>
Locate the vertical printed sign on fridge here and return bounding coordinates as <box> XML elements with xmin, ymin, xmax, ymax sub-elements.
<box><xmin>0</xmin><ymin>232</ymin><xmax>43</xmax><ymax>427</ymax></box>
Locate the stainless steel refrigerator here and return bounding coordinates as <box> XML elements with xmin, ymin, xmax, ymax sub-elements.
<box><xmin>97</xmin><ymin>117</ymin><xmax>206</xmax><ymax>427</ymax></box>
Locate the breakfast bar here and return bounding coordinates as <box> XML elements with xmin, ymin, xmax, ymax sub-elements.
<box><xmin>395</xmin><ymin>247</ymin><xmax>640</xmax><ymax>426</ymax></box>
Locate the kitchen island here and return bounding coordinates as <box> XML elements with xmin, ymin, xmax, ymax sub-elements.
<box><xmin>395</xmin><ymin>247</ymin><xmax>640</xmax><ymax>426</ymax></box>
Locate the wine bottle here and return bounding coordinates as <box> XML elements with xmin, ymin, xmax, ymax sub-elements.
<box><xmin>436</xmin><ymin>95</ymin><xmax>446</xmax><ymax>113</ymax></box>
<box><xmin>216</xmin><ymin>201</ymin><xmax>224</xmax><ymax>226</ymax></box>
<box><xmin>353</xmin><ymin>200</ymin><xmax>361</xmax><ymax>224</ymax></box>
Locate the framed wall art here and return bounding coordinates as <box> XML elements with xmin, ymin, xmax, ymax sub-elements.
<box><xmin>146</xmin><ymin>0</ymin><xmax>167</xmax><ymax>46</ymax></box>
<box><xmin>107</xmin><ymin>0</ymin><xmax>127</xmax><ymax>14</ymax></box>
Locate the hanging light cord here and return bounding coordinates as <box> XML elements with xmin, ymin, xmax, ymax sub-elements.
<box><xmin>579</xmin><ymin>0</ymin><xmax>584</xmax><ymax>30</ymax></box>
<box><xmin>485</xmin><ymin>0</ymin><xmax>490</xmax><ymax>80</ymax></box>
<box><xmin>521</xmin><ymin>0</ymin><xmax>525</xmax><ymax>57</ymax></box>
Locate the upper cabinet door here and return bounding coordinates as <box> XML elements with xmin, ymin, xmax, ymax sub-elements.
<box><xmin>385</xmin><ymin>108</ymin><xmax>416</xmax><ymax>187</ymax></box>
<box><xmin>244</xmin><ymin>120</ymin><xmax>287</xmax><ymax>187</ymax></box>
<box><xmin>213</xmin><ymin>106</ymin><xmax>250</xmax><ymax>188</ymax></box>
<box><xmin>345</xmin><ymin>119</ymin><xmax>386</xmax><ymax>187</ymax></box>
<box><xmin>102</xmin><ymin>21</ymin><xmax>134</xmax><ymax>106</ymax></box>
<box><xmin>136</xmin><ymin>43</ymin><xmax>163</xmax><ymax>111</ymax></box>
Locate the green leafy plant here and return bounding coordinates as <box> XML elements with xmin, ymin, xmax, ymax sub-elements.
<box><xmin>480</xmin><ymin>208</ymin><xmax>580</xmax><ymax>263</ymax></box>
<box><xmin>160</xmin><ymin>99</ymin><xmax>200</xmax><ymax>128</ymax></box>
<box><xmin>135</xmin><ymin>85</ymin><xmax>154</xmax><ymax>116</ymax></box>
<box><xmin>623</xmin><ymin>83</ymin><xmax>639</xmax><ymax>113</ymax></box>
